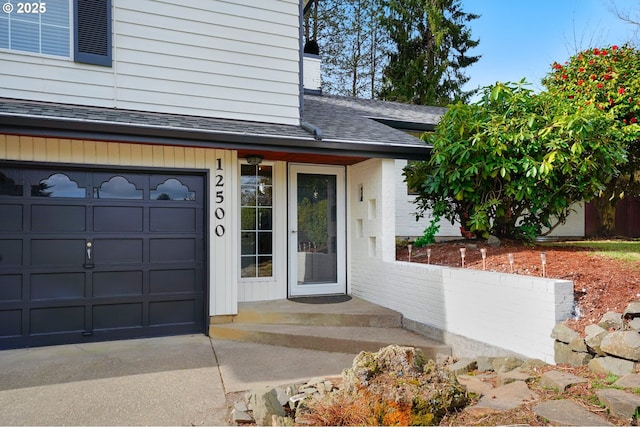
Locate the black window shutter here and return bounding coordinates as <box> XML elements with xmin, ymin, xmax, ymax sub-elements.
<box><xmin>74</xmin><ymin>0</ymin><xmax>112</xmax><ymax>66</ymax></box>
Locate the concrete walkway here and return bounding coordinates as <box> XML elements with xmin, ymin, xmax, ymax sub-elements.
<box><xmin>0</xmin><ymin>335</ymin><xmax>356</xmax><ymax>426</ymax></box>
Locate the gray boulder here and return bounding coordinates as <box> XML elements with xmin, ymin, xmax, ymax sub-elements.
<box><xmin>600</xmin><ymin>331</ymin><xmax>640</xmax><ymax>361</ymax></box>
<box><xmin>555</xmin><ymin>341</ymin><xmax>593</xmax><ymax>366</ymax></box>
<box><xmin>491</xmin><ymin>357</ymin><xmax>524</xmax><ymax>373</ymax></box>
<box><xmin>597</xmin><ymin>388</ymin><xmax>640</xmax><ymax>420</ymax></box>
<box><xmin>589</xmin><ymin>356</ymin><xmax>635</xmax><ymax>376</ymax></box>
<box><xmin>247</xmin><ymin>386</ymin><xmax>287</xmax><ymax>426</ymax></box>
<box><xmin>551</xmin><ymin>323</ymin><xmax>580</xmax><ymax>344</ymax></box>
<box><xmin>584</xmin><ymin>324</ymin><xmax>608</xmax><ymax>356</ymax></box>
<box><xmin>598</xmin><ymin>311</ymin><xmax>624</xmax><ymax>331</ymax></box>
<box><xmin>623</xmin><ymin>301</ymin><xmax>640</xmax><ymax>320</ymax></box>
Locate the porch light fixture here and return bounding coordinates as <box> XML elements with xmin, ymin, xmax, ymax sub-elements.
<box><xmin>245</xmin><ymin>154</ymin><xmax>263</xmax><ymax>165</ymax></box>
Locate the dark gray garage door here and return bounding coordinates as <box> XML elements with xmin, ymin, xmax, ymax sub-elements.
<box><xmin>0</xmin><ymin>164</ymin><xmax>206</xmax><ymax>349</ymax></box>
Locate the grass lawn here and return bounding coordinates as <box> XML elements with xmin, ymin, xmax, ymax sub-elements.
<box><xmin>545</xmin><ymin>239</ymin><xmax>640</xmax><ymax>264</ymax></box>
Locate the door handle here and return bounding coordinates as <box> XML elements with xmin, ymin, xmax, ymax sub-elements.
<box><xmin>85</xmin><ymin>242</ymin><xmax>94</xmax><ymax>268</ymax></box>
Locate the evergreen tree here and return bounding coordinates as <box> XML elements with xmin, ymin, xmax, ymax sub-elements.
<box><xmin>305</xmin><ymin>0</ymin><xmax>388</xmax><ymax>99</ymax></box>
<box><xmin>378</xmin><ymin>0</ymin><xmax>480</xmax><ymax>106</ymax></box>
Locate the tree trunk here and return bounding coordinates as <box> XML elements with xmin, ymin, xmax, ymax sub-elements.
<box><xmin>591</xmin><ymin>195</ymin><xmax>617</xmax><ymax>236</ymax></box>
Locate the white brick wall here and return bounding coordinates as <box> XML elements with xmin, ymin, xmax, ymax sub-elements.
<box><xmin>352</xmin><ymin>158</ymin><xmax>575</xmax><ymax>363</ymax></box>
<box><xmin>350</xmin><ymin>258</ymin><xmax>574</xmax><ymax>363</ymax></box>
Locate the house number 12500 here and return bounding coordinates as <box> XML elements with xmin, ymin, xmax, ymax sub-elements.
<box><xmin>215</xmin><ymin>158</ymin><xmax>225</xmax><ymax>237</ymax></box>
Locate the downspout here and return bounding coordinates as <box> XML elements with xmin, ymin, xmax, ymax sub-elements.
<box><xmin>298</xmin><ymin>0</ymin><xmax>305</xmax><ymax>126</ymax></box>
<box><xmin>300</xmin><ymin>120</ymin><xmax>323</xmax><ymax>140</ymax></box>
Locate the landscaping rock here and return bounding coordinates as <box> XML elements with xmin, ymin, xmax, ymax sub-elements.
<box><xmin>466</xmin><ymin>381</ymin><xmax>538</xmax><ymax>415</ymax></box>
<box><xmin>247</xmin><ymin>386</ymin><xmax>287</xmax><ymax>426</ymax></box>
<box><xmin>588</xmin><ymin>356</ymin><xmax>635</xmax><ymax>376</ymax></box>
<box><xmin>476</xmin><ymin>356</ymin><xmax>494</xmax><ymax>372</ymax></box>
<box><xmin>552</xmin><ymin>323</ymin><xmax>581</xmax><ymax>344</ymax></box>
<box><xmin>520</xmin><ymin>358</ymin><xmax>549</xmax><ymax>372</ymax></box>
<box><xmin>457</xmin><ymin>373</ymin><xmax>495</xmax><ymax>396</ymax></box>
<box><xmin>584</xmin><ymin>324</ymin><xmax>608</xmax><ymax>356</ymax></box>
<box><xmin>600</xmin><ymin>331</ymin><xmax>640</xmax><ymax>361</ymax></box>
<box><xmin>491</xmin><ymin>356</ymin><xmax>523</xmax><ymax>373</ymax></box>
<box><xmin>613</xmin><ymin>373</ymin><xmax>640</xmax><ymax>389</ymax></box>
<box><xmin>487</xmin><ymin>235</ymin><xmax>501</xmax><ymax>247</ymax></box>
<box><xmin>597</xmin><ymin>388</ymin><xmax>640</xmax><ymax>420</ymax></box>
<box><xmin>231</xmin><ymin>407</ymin><xmax>254</xmax><ymax>424</ymax></box>
<box><xmin>496</xmin><ymin>368</ymin><xmax>535</xmax><ymax>386</ymax></box>
<box><xmin>345</xmin><ymin>345</ymin><xmax>428</xmax><ymax>388</ymax></box>
<box><xmin>598</xmin><ymin>311</ymin><xmax>624</xmax><ymax>330</ymax></box>
<box><xmin>623</xmin><ymin>301</ymin><xmax>640</xmax><ymax>320</ymax></box>
<box><xmin>568</xmin><ymin>336</ymin><xmax>588</xmax><ymax>353</ymax></box>
<box><xmin>448</xmin><ymin>358</ymin><xmax>477</xmax><ymax>376</ymax></box>
<box><xmin>555</xmin><ymin>341</ymin><xmax>593</xmax><ymax>366</ymax></box>
<box><xmin>628</xmin><ymin>318</ymin><xmax>640</xmax><ymax>331</ymax></box>
<box><xmin>539</xmin><ymin>370</ymin><xmax>587</xmax><ymax>392</ymax></box>
<box><xmin>533</xmin><ymin>400</ymin><xmax>612</xmax><ymax>426</ymax></box>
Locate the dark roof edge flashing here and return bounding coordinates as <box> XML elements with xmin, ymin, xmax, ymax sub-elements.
<box><xmin>368</xmin><ymin>117</ymin><xmax>437</xmax><ymax>132</ymax></box>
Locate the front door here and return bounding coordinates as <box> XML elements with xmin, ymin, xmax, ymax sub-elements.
<box><xmin>288</xmin><ymin>164</ymin><xmax>346</xmax><ymax>296</ymax></box>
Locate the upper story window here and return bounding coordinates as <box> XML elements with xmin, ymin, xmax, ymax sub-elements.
<box><xmin>0</xmin><ymin>0</ymin><xmax>111</xmax><ymax>66</ymax></box>
<box><xmin>0</xmin><ymin>0</ymin><xmax>70</xmax><ymax>57</ymax></box>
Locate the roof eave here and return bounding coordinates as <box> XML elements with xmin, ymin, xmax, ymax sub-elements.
<box><xmin>0</xmin><ymin>114</ymin><xmax>431</xmax><ymax>161</ymax></box>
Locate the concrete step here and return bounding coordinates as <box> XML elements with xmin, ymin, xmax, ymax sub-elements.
<box><xmin>209</xmin><ymin>323</ymin><xmax>451</xmax><ymax>358</ymax></box>
<box><xmin>233</xmin><ymin>298</ymin><xmax>403</xmax><ymax>328</ymax></box>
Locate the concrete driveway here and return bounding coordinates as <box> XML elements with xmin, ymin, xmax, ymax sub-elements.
<box><xmin>0</xmin><ymin>335</ymin><xmax>228</xmax><ymax>426</ymax></box>
<box><xmin>0</xmin><ymin>335</ymin><xmax>357</xmax><ymax>426</ymax></box>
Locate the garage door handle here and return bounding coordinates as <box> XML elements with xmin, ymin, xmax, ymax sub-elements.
<box><xmin>87</xmin><ymin>248</ymin><xmax>92</xmax><ymax>260</ymax></box>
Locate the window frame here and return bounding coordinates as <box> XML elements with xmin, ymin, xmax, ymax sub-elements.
<box><xmin>239</xmin><ymin>161</ymin><xmax>275</xmax><ymax>280</ymax></box>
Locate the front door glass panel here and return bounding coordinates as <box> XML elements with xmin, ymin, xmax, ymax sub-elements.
<box><xmin>289</xmin><ymin>164</ymin><xmax>345</xmax><ymax>296</ymax></box>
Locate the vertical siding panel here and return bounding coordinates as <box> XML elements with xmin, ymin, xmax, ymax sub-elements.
<box><xmin>163</xmin><ymin>146</ymin><xmax>175</xmax><ymax>167</ymax></box>
<box><xmin>194</xmin><ymin>148</ymin><xmax>206</xmax><ymax>169</ymax></box>
<box><xmin>184</xmin><ymin>147</ymin><xmax>195</xmax><ymax>168</ymax></box>
<box><xmin>152</xmin><ymin>145</ymin><xmax>164</xmax><ymax>167</ymax></box>
<box><xmin>141</xmin><ymin>145</ymin><xmax>154</xmax><ymax>166</ymax></box>
<box><xmin>20</xmin><ymin>137</ymin><xmax>33</xmax><ymax>161</ymax></box>
<box><xmin>84</xmin><ymin>141</ymin><xmax>97</xmax><ymax>163</ymax></box>
<box><xmin>119</xmin><ymin>144</ymin><xmax>132</xmax><ymax>165</ymax></box>
<box><xmin>59</xmin><ymin>139</ymin><xmax>72</xmax><ymax>161</ymax></box>
<box><xmin>0</xmin><ymin>135</ymin><xmax>6</xmax><ymax>158</ymax></box>
<box><xmin>95</xmin><ymin>142</ymin><xmax>109</xmax><ymax>164</ymax></box>
<box><xmin>130</xmin><ymin>143</ymin><xmax>143</xmax><ymax>164</ymax></box>
<box><xmin>70</xmin><ymin>140</ymin><xmax>85</xmax><ymax>163</ymax></box>
<box><xmin>46</xmin><ymin>139</ymin><xmax>60</xmax><ymax>162</ymax></box>
<box><xmin>6</xmin><ymin>135</ymin><xmax>21</xmax><ymax>159</ymax></box>
<box><xmin>107</xmin><ymin>143</ymin><xmax>120</xmax><ymax>164</ymax></box>
<box><xmin>32</xmin><ymin>137</ymin><xmax>46</xmax><ymax>161</ymax></box>
<box><xmin>174</xmin><ymin>146</ymin><xmax>185</xmax><ymax>168</ymax></box>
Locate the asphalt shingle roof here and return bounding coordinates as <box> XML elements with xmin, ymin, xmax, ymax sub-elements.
<box><xmin>303</xmin><ymin>94</ymin><xmax>445</xmax><ymax>148</ymax></box>
<box><xmin>0</xmin><ymin>95</ymin><xmax>445</xmax><ymax>158</ymax></box>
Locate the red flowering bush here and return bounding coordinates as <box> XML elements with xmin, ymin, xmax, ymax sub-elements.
<box><xmin>543</xmin><ymin>45</ymin><xmax>640</xmax><ymax>234</ymax></box>
<box><xmin>543</xmin><ymin>45</ymin><xmax>640</xmax><ymax>127</ymax></box>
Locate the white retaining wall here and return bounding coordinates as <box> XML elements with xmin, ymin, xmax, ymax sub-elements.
<box><xmin>350</xmin><ymin>259</ymin><xmax>574</xmax><ymax>363</ymax></box>
<box><xmin>351</xmin><ymin>158</ymin><xmax>575</xmax><ymax>364</ymax></box>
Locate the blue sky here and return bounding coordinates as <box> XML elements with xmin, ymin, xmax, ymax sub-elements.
<box><xmin>460</xmin><ymin>0</ymin><xmax>639</xmax><ymax>97</ymax></box>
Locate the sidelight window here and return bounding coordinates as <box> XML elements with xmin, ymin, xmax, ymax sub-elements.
<box><xmin>240</xmin><ymin>164</ymin><xmax>273</xmax><ymax>278</ymax></box>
